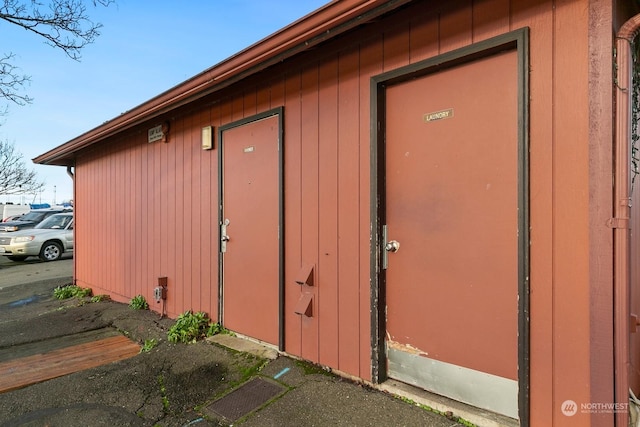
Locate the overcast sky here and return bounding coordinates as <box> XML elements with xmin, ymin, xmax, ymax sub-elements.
<box><xmin>0</xmin><ymin>0</ymin><xmax>328</xmax><ymax>205</ymax></box>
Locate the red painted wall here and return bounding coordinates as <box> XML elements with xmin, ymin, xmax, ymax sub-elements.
<box><xmin>72</xmin><ymin>1</ymin><xmax>630</xmax><ymax>424</ymax></box>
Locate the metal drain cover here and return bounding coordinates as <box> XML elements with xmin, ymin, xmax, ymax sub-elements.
<box><xmin>206</xmin><ymin>377</ymin><xmax>286</xmax><ymax>421</ymax></box>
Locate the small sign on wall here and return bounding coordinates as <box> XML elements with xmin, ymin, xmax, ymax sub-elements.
<box><xmin>148</xmin><ymin>122</ymin><xmax>170</xmax><ymax>143</ymax></box>
<box><xmin>423</xmin><ymin>108</ymin><xmax>454</xmax><ymax>123</ymax></box>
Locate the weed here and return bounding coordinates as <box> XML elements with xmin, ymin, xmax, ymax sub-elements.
<box><xmin>206</xmin><ymin>322</ymin><xmax>233</xmax><ymax>337</ymax></box>
<box><xmin>235</xmin><ymin>354</ymin><xmax>268</xmax><ymax>382</ymax></box>
<box><xmin>140</xmin><ymin>338</ymin><xmax>158</xmax><ymax>353</ymax></box>
<box><xmin>75</xmin><ymin>287</ymin><xmax>92</xmax><ymax>298</ymax></box>
<box><xmin>157</xmin><ymin>374</ymin><xmax>170</xmax><ymax>413</ymax></box>
<box><xmin>166</xmin><ymin>310</ymin><xmax>233</xmax><ymax>343</ymax></box>
<box><xmin>213</xmin><ymin>355</ymin><xmax>268</xmax><ymax>397</ymax></box>
<box><xmin>206</xmin><ymin>322</ymin><xmax>222</xmax><ymax>336</ymax></box>
<box><xmin>53</xmin><ymin>286</ymin><xmax>72</xmax><ymax>299</ymax></box>
<box><xmin>90</xmin><ymin>294</ymin><xmax>110</xmax><ymax>303</ymax></box>
<box><xmin>53</xmin><ymin>285</ymin><xmax>92</xmax><ymax>300</ymax></box>
<box><xmin>295</xmin><ymin>360</ymin><xmax>333</xmax><ymax>376</ymax></box>
<box><xmin>168</xmin><ymin>310</ymin><xmax>212</xmax><ymax>343</ymax></box>
<box><xmin>129</xmin><ymin>295</ymin><xmax>149</xmax><ymax>310</ymax></box>
<box><xmin>395</xmin><ymin>395</ymin><xmax>476</xmax><ymax>426</ymax></box>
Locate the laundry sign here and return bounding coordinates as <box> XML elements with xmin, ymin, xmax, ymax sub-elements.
<box><xmin>423</xmin><ymin>108</ymin><xmax>454</xmax><ymax>123</ymax></box>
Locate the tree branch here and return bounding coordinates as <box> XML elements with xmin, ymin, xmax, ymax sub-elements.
<box><xmin>0</xmin><ymin>139</ymin><xmax>45</xmax><ymax>195</ymax></box>
<box><xmin>0</xmin><ymin>0</ymin><xmax>114</xmax><ymax>108</ymax></box>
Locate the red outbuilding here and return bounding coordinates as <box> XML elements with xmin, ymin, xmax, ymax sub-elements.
<box><xmin>34</xmin><ymin>1</ymin><xmax>640</xmax><ymax>425</ymax></box>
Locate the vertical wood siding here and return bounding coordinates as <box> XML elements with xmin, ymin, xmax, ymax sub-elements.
<box><xmin>72</xmin><ymin>1</ymin><xmax>618</xmax><ymax>424</ymax></box>
<box><xmin>511</xmin><ymin>2</ymin><xmax>554</xmax><ymax>425</ymax></box>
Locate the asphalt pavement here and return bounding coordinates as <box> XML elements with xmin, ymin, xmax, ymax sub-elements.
<box><xmin>0</xmin><ymin>257</ymin><xmax>499</xmax><ymax>427</ymax></box>
<box><xmin>0</xmin><ymin>253</ymin><xmax>73</xmax><ymax>288</ymax></box>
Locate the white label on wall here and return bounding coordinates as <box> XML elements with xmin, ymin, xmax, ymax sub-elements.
<box><xmin>148</xmin><ymin>125</ymin><xmax>164</xmax><ymax>143</ymax></box>
<box><xmin>423</xmin><ymin>108</ymin><xmax>454</xmax><ymax>123</ymax></box>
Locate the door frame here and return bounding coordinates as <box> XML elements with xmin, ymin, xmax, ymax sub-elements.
<box><xmin>369</xmin><ymin>29</ymin><xmax>530</xmax><ymax>422</ymax></box>
<box><xmin>217</xmin><ymin>107</ymin><xmax>285</xmax><ymax>351</ymax></box>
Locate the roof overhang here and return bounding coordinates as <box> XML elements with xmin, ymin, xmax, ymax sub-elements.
<box><xmin>34</xmin><ymin>0</ymin><xmax>411</xmax><ymax>166</ymax></box>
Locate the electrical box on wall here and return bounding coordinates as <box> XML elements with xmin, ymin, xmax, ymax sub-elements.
<box><xmin>154</xmin><ymin>276</ymin><xmax>168</xmax><ymax>303</ymax></box>
<box><xmin>154</xmin><ymin>287</ymin><xmax>165</xmax><ymax>303</ymax></box>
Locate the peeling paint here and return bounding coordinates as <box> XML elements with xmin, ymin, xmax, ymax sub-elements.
<box><xmin>386</xmin><ymin>338</ymin><xmax>429</xmax><ymax>357</ymax></box>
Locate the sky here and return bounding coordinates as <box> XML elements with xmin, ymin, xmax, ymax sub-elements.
<box><xmin>0</xmin><ymin>0</ymin><xmax>329</xmax><ymax>206</ymax></box>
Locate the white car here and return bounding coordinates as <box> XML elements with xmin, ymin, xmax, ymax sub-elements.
<box><xmin>0</xmin><ymin>213</ymin><xmax>73</xmax><ymax>262</ymax></box>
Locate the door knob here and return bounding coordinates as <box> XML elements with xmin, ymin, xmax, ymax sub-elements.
<box><xmin>385</xmin><ymin>240</ymin><xmax>400</xmax><ymax>253</ymax></box>
<box><xmin>221</xmin><ymin>219</ymin><xmax>230</xmax><ymax>253</ymax></box>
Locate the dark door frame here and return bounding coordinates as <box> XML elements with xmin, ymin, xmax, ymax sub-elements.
<box><xmin>217</xmin><ymin>107</ymin><xmax>285</xmax><ymax>351</ymax></box>
<box><xmin>369</xmin><ymin>28</ymin><xmax>530</xmax><ymax>423</ymax></box>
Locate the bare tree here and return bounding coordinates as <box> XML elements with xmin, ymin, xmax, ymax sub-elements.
<box><xmin>0</xmin><ymin>140</ymin><xmax>44</xmax><ymax>196</ymax></box>
<box><xmin>0</xmin><ymin>0</ymin><xmax>114</xmax><ymax>110</ymax></box>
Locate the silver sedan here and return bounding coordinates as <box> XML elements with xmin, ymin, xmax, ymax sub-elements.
<box><xmin>0</xmin><ymin>213</ymin><xmax>73</xmax><ymax>262</ymax></box>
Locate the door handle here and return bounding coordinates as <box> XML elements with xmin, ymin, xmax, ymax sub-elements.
<box><xmin>382</xmin><ymin>225</ymin><xmax>399</xmax><ymax>270</ymax></box>
<box><xmin>385</xmin><ymin>240</ymin><xmax>400</xmax><ymax>253</ymax></box>
<box><xmin>221</xmin><ymin>219</ymin><xmax>230</xmax><ymax>253</ymax></box>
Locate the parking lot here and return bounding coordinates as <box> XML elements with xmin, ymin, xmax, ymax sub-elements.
<box><xmin>0</xmin><ymin>254</ymin><xmax>72</xmax><ymax>288</ymax></box>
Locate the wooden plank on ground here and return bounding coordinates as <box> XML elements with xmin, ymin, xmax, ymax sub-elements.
<box><xmin>0</xmin><ymin>335</ymin><xmax>140</xmax><ymax>393</ymax></box>
<box><xmin>0</xmin><ymin>328</ymin><xmax>122</xmax><ymax>363</ymax></box>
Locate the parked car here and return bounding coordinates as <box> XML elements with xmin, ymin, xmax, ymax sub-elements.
<box><xmin>2</xmin><ymin>214</ymin><xmax>24</xmax><ymax>222</ymax></box>
<box><xmin>0</xmin><ymin>208</ymin><xmax>71</xmax><ymax>232</ymax></box>
<box><xmin>0</xmin><ymin>213</ymin><xmax>73</xmax><ymax>261</ymax></box>
<box><xmin>1</xmin><ymin>203</ymin><xmax>30</xmax><ymax>222</ymax></box>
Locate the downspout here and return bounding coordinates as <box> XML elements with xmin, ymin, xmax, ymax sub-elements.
<box><xmin>66</xmin><ymin>165</ymin><xmax>74</xmax><ymax>205</ymax></box>
<box><xmin>614</xmin><ymin>13</ymin><xmax>640</xmax><ymax>427</ymax></box>
<box><xmin>66</xmin><ymin>165</ymin><xmax>75</xmax><ymax>285</ymax></box>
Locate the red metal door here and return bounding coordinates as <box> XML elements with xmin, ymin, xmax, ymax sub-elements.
<box><xmin>221</xmin><ymin>114</ymin><xmax>280</xmax><ymax>346</ymax></box>
<box><xmin>384</xmin><ymin>50</ymin><xmax>519</xmax><ymax>418</ymax></box>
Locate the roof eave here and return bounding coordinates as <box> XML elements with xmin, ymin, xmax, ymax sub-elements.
<box><xmin>34</xmin><ymin>0</ymin><xmax>411</xmax><ymax>166</ymax></box>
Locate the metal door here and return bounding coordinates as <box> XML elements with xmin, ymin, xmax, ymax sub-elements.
<box><xmin>383</xmin><ymin>50</ymin><xmax>520</xmax><ymax>418</ymax></box>
<box><xmin>219</xmin><ymin>111</ymin><xmax>282</xmax><ymax>347</ymax></box>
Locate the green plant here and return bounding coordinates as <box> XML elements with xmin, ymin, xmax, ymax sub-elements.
<box><xmin>206</xmin><ymin>322</ymin><xmax>234</xmax><ymax>337</ymax></box>
<box><xmin>239</xmin><ymin>355</ymin><xmax>267</xmax><ymax>381</ymax></box>
<box><xmin>395</xmin><ymin>395</ymin><xmax>476</xmax><ymax>427</ymax></box>
<box><xmin>77</xmin><ymin>287</ymin><xmax>92</xmax><ymax>298</ymax></box>
<box><xmin>90</xmin><ymin>294</ymin><xmax>110</xmax><ymax>303</ymax></box>
<box><xmin>53</xmin><ymin>286</ymin><xmax>73</xmax><ymax>299</ymax></box>
<box><xmin>54</xmin><ymin>285</ymin><xmax>92</xmax><ymax>300</ymax></box>
<box><xmin>140</xmin><ymin>338</ymin><xmax>158</xmax><ymax>353</ymax></box>
<box><xmin>295</xmin><ymin>360</ymin><xmax>333</xmax><ymax>376</ymax></box>
<box><xmin>206</xmin><ymin>322</ymin><xmax>222</xmax><ymax>336</ymax></box>
<box><xmin>129</xmin><ymin>295</ymin><xmax>149</xmax><ymax>310</ymax></box>
<box><xmin>168</xmin><ymin>310</ymin><xmax>213</xmax><ymax>343</ymax></box>
<box><xmin>157</xmin><ymin>374</ymin><xmax>170</xmax><ymax>413</ymax></box>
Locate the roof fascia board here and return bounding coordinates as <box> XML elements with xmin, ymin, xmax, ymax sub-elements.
<box><xmin>34</xmin><ymin>0</ymin><xmax>412</xmax><ymax>166</ymax></box>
